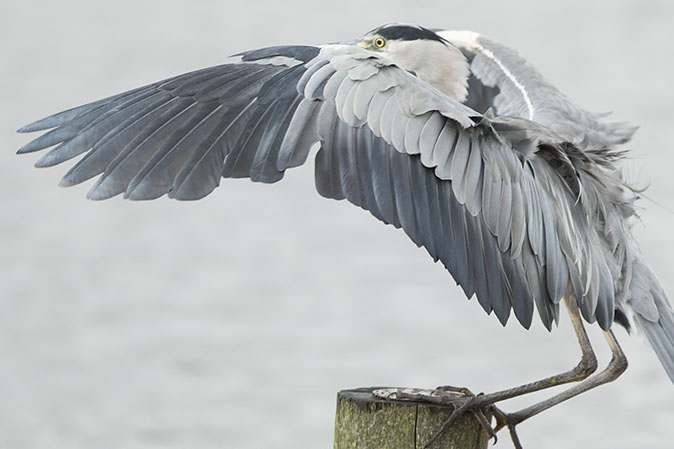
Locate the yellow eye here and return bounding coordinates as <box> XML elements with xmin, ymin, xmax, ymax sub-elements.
<box><xmin>373</xmin><ymin>37</ymin><xmax>386</xmax><ymax>48</ymax></box>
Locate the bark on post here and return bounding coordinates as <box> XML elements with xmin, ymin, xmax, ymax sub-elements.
<box><xmin>334</xmin><ymin>387</ymin><xmax>491</xmax><ymax>449</ymax></box>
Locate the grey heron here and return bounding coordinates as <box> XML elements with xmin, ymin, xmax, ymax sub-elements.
<box><xmin>15</xmin><ymin>23</ymin><xmax>674</xmax><ymax>447</ymax></box>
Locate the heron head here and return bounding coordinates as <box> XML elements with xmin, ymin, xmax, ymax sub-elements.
<box><xmin>357</xmin><ymin>24</ymin><xmax>470</xmax><ymax>102</ymax></box>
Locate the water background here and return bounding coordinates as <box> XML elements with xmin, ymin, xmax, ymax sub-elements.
<box><xmin>2</xmin><ymin>1</ymin><xmax>674</xmax><ymax>448</ymax></box>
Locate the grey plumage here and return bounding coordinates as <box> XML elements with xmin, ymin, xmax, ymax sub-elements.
<box><xmin>17</xmin><ymin>26</ymin><xmax>674</xmax><ymax>384</ymax></box>
<box><xmin>443</xmin><ymin>31</ymin><xmax>638</xmax><ymax>147</ymax></box>
<box><xmin>630</xmin><ymin>258</ymin><xmax>674</xmax><ymax>382</ymax></box>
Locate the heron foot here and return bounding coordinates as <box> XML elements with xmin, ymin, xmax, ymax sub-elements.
<box><xmin>372</xmin><ymin>387</ymin><xmax>500</xmax><ymax>448</ymax></box>
<box><xmin>420</xmin><ymin>387</ymin><xmax>497</xmax><ymax>449</ymax></box>
<box><xmin>420</xmin><ymin>388</ymin><xmax>528</xmax><ymax>449</ymax></box>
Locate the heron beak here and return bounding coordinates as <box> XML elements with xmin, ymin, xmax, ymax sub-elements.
<box><xmin>356</xmin><ymin>40</ymin><xmax>371</xmax><ymax>49</ymax></box>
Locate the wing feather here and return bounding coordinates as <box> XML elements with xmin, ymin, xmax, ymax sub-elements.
<box><xmin>89</xmin><ymin>97</ymin><xmax>196</xmax><ymax>199</ymax></box>
<box><xmin>170</xmin><ymin>100</ymin><xmax>256</xmax><ymax>200</ymax></box>
<box><xmin>19</xmin><ymin>42</ymin><xmax>625</xmax><ymax>331</ymax></box>
<box><xmin>250</xmin><ymin>97</ymin><xmax>303</xmax><ymax>183</ymax></box>
<box><xmin>509</xmin><ymin>178</ymin><xmax>526</xmax><ymax>258</ymax></box>
<box><xmin>34</xmin><ymin>90</ymin><xmax>169</xmax><ymax>166</ymax></box>
<box><xmin>445</xmin><ymin>182</ymin><xmax>474</xmax><ymax>298</ymax></box>
<box><xmin>409</xmin><ymin>156</ymin><xmax>437</xmax><ymax>259</ymax></box>
<box><xmin>277</xmin><ymin>99</ymin><xmax>320</xmax><ymax>170</ymax></box>
<box><xmin>462</xmin><ymin>136</ymin><xmax>483</xmax><ymax>216</ymax></box>
<box><xmin>449</xmin><ymin>132</ymin><xmax>471</xmax><ymax>204</ymax></box>
<box><xmin>354</xmin><ymin>131</ymin><xmax>384</xmax><ymax>220</ymax></box>
<box><xmin>366</xmin><ymin>89</ymin><xmax>395</xmax><ymax>138</ymax></box>
<box><xmin>390</xmin><ymin>111</ymin><xmax>409</xmax><ymax>152</ymax></box>
<box><xmin>125</xmin><ymin>102</ymin><xmax>225</xmax><ymax>199</ymax></box>
<box><xmin>222</xmin><ymin>101</ymin><xmax>279</xmax><ymax>179</ymax></box>
<box><xmin>428</xmin><ymin>120</ymin><xmax>457</xmax><ymax>178</ymax></box>
<box><xmin>418</xmin><ymin>113</ymin><xmax>444</xmax><ymax>164</ymax></box>
<box><xmin>377</xmin><ymin>92</ymin><xmax>400</xmax><ymax>145</ymax></box>
<box><xmin>496</xmin><ymin>178</ymin><xmax>513</xmax><ymax>252</ymax></box>
<box><xmin>17</xmin><ymin>85</ymin><xmax>152</xmax><ymax>134</ymax></box>
<box><xmin>389</xmin><ymin>145</ymin><xmax>419</xmax><ymax>243</ymax></box>
<box><xmin>353</xmin><ymin>77</ymin><xmax>380</xmax><ymax>122</ymax></box>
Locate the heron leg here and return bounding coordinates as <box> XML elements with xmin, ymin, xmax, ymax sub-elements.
<box><xmin>469</xmin><ymin>296</ymin><xmax>599</xmax><ymax>405</ymax></box>
<box><xmin>496</xmin><ymin>329</ymin><xmax>628</xmax><ymax>428</ymax></box>
<box><xmin>422</xmin><ymin>329</ymin><xmax>627</xmax><ymax>449</ymax></box>
<box><xmin>390</xmin><ymin>298</ymin><xmax>626</xmax><ymax>449</ymax></box>
<box><xmin>396</xmin><ymin>296</ymin><xmax>598</xmax><ymax>408</ymax></box>
<box><xmin>418</xmin><ymin>297</ymin><xmax>601</xmax><ymax>448</ymax></box>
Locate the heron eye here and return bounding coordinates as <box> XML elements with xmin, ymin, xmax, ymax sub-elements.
<box><xmin>373</xmin><ymin>37</ymin><xmax>386</xmax><ymax>48</ymax></box>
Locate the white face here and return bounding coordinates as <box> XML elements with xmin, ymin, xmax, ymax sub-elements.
<box><xmin>355</xmin><ymin>33</ymin><xmax>471</xmax><ymax>102</ymax></box>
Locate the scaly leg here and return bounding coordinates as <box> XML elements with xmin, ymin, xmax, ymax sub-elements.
<box><xmin>385</xmin><ymin>296</ymin><xmax>598</xmax><ymax>406</ymax></box>
<box><xmin>423</xmin><ymin>328</ymin><xmax>627</xmax><ymax>449</ymax></box>
<box><xmin>471</xmin><ymin>296</ymin><xmax>600</xmax><ymax>404</ymax></box>
<box><xmin>497</xmin><ymin>329</ymin><xmax>628</xmax><ymax>429</ymax></box>
<box><xmin>392</xmin><ymin>297</ymin><xmax>602</xmax><ymax>448</ymax></box>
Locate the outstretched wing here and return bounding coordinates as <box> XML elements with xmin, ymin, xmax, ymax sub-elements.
<box><xmin>17</xmin><ymin>45</ymin><xmax>323</xmax><ymax>200</ymax></box>
<box><xmin>17</xmin><ymin>43</ymin><xmax>617</xmax><ymax>331</ymax></box>
<box><xmin>439</xmin><ymin>30</ymin><xmax>638</xmax><ymax>148</ymax></box>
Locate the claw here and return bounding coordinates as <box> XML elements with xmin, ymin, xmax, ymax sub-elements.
<box><xmin>491</xmin><ymin>406</ymin><xmax>524</xmax><ymax>449</ymax></box>
<box><xmin>472</xmin><ymin>405</ymin><xmax>498</xmax><ymax>444</ymax></box>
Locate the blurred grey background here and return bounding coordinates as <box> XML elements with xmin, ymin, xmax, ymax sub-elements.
<box><xmin>2</xmin><ymin>1</ymin><xmax>674</xmax><ymax>448</ymax></box>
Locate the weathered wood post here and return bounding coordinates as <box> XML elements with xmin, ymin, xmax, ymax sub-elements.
<box><xmin>334</xmin><ymin>388</ymin><xmax>492</xmax><ymax>449</ymax></box>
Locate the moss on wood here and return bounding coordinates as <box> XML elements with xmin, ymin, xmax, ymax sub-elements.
<box><xmin>334</xmin><ymin>388</ymin><xmax>490</xmax><ymax>449</ymax></box>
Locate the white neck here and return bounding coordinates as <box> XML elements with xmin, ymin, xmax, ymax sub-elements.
<box><xmin>383</xmin><ymin>40</ymin><xmax>470</xmax><ymax>102</ymax></box>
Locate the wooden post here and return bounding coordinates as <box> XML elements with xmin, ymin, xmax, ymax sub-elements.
<box><xmin>333</xmin><ymin>387</ymin><xmax>492</xmax><ymax>449</ymax></box>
